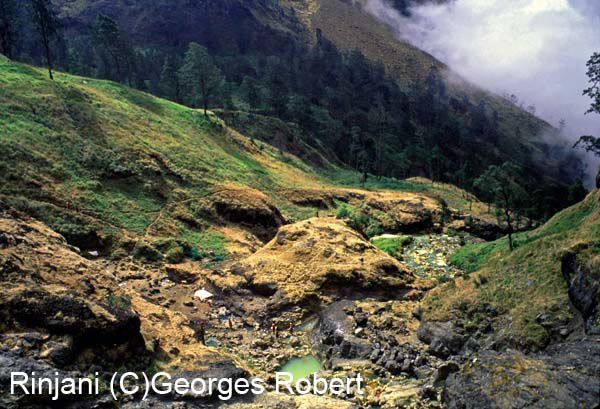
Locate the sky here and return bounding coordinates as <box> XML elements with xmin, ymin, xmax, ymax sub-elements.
<box><xmin>363</xmin><ymin>0</ymin><xmax>600</xmax><ymax>182</ymax></box>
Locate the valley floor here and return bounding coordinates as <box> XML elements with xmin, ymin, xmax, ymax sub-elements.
<box><xmin>1</xmin><ymin>57</ymin><xmax>598</xmax><ymax>409</ymax></box>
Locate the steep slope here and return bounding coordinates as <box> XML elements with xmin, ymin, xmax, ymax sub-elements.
<box><xmin>30</xmin><ymin>0</ymin><xmax>583</xmax><ymax>218</ymax></box>
<box><xmin>281</xmin><ymin>0</ymin><xmax>442</xmax><ymax>84</ymax></box>
<box><xmin>282</xmin><ymin>0</ymin><xmax>581</xmax><ymax>183</ymax></box>
<box><xmin>58</xmin><ymin>0</ymin><xmax>302</xmax><ymax>54</ymax></box>
<box><xmin>423</xmin><ymin>189</ymin><xmax>600</xmax><ymax>348</ymax></box>
<box><xmin>0</xmin><ymin>54</ymin><xmax>326</xmax><ymax>253</ymax></box>
<box><xmin>0</xmin><ymin>56</ymin><xmax>503</xmax><ymax>260</ymax></box>
<box><xmin>418</xmin><ymin>189</ymin><xmax>600</xmax><ymax>408</ymax></box>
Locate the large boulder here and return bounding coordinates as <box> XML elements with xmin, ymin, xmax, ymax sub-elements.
<box><xmin>312</xmin><ymin>301</ymin><xmax>373</xmax><ymax>361</ymax></box>
<box><xmin>284</xmin><ymin>188</ymin><xmax>336</xmax><ymax>209</ymax></box>
<box><xmin>0</xmin><ymin>212</ymin><xmax>144</xmax><ymax>347</ymax></box>
<box><xmin>446</xmin><ymin>216</ymin><xmax>507</xmax><ymax>241</ymax></box>
<box><xmin>562</xmin><ymin>247</ymin><xmax>600</xmax><ymax>334</ymax></box>
<box><xmin>417</xmin><ymin>321</ymin><xmax>466</xmax><ymax>358</ymax></box>
<box><xmin>0</xmin><ymin>211</ymin><xmax>149</xmax><ymax>405</ymax></box>
<box><xmin>363</xmin><ymin>192</ymin><xmax>443</xmax><ymax>233</ymax></box>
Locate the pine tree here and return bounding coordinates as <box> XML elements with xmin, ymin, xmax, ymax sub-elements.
<box><xmin>159</xmin><ymin>56</ymin><xmax>180</xmax><ymax>102</ymax></box>
<box><xmin>29</xmin><ymin>0</ymin><xmax>59</xmax><ymax>79</ymax></box>
<box><xmin>574</xmin><ymin>52</ymin><xmax>600</xmax><ymax>187</ymax></box>
<box><xmin>241</xmin><ymin>76</ymin><xmax>261</xmax><ymax>109</ymax></box>
<box><xmin>93</xmin><ymin>14</ymin><xmax>135</xmax><ymax>84</ymax></box>
<box><xmin>178</xmin><ymin>42</ymin><xmax>223</xmax><ymax>116</ymax></box>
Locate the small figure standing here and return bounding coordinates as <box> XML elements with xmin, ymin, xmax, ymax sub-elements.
<box><xmin>271</xmin><ymin>322</ymin><xmax>278</xmax><ymax>338</ymax></box>
<box><xmin>227</xmin><ymin>317</ymin><xmax>233</xmax><ymax>330</ymax></box>
<box><xmin>195</xmin><ymin>320</ymin><xmax>206</xmax><ymax>345</ymax></box>
<box><xmin>288</xmin><ymin>322</ymin><xmax>294</xmax><ymax>335</ymax></box>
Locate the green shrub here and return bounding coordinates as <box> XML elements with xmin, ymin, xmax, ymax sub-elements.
<box><xmin>372</xmin><ymin>235</ymin><xmax>413</xmax><ymax>258</ymax></box>
<box><xmin>165</xmin><ymin>247</ymin><xmax>185</xmax><ymax>263</ymax></box>
<box><xmin>336</xmin><ymin>203</ymin><xmax>386</xmax><ymax>238</ymax></box>
<box><xmin>336</xmin><ymin>204</ymin><xmax>351</xmax><ymax>219</ymax></box>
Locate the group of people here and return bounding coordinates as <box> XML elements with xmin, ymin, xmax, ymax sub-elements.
<box><xmin>192</xmin><ymin>318</ymin><xmax>295</xmax><ymax>345</ymax></box>
<box><xmin>270</xmin><ymin>321</ymin><xmax>294</xmax><ymax>338</ymax></box>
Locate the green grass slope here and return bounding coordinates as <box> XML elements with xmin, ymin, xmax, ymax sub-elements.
<box><xmin>0</xmin><ymin>56</ymin><xmax>525</xmax><ymax>265</ymax></box>
<box><xmin>423</xmin><ymin>189</ymin><xmax>600</xmax><ymax>348</ymax></box>
<box><xmin>0</xmin><ymin>55</ymin><xmax>328</xmax><ymax>255</ymax></box>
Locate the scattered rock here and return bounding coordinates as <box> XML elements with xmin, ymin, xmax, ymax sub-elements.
<box><xmin>417</xmin><ymin>322</ymin><xmax>465</xmax><ymax>358</ymax></box>
<box><xmin>443</xmin><ymin>341</ymin><xmax>600</xmax><ymax>409</ymax></box>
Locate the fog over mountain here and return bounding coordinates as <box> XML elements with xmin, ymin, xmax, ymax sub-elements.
<box><xmin>365</xmin><ymin>0</ymin><xmax>600</xmax><ymax>183</ymax></box>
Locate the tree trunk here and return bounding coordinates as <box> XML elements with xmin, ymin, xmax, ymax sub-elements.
<box><xmin>505</xmin><ymin>208</ymin><xmax>514</xmax><ymax>251</ymax></box>
<box><xmin>360</xmin><ymin>170</ymin><xmax>368</xmax><ymax>187</ymax></box>
<box><xmin>43</xmin><ymin>35</ymin><xmax>53</xmax><ymax>80</ymax></box>
<box><xmin>1</xmin><ymin>35</ymin><xmax>12</xmax><ymax>59</ymax></box>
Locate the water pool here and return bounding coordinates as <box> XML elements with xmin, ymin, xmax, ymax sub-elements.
<box><xmin>278</xmin><ymin>355</ymin><xmax>323</xmax><ymax>382</ymax></box>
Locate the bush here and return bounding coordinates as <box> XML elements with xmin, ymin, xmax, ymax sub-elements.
<box><xmin>165</xmin><ymin>247</ymin><xmax>186</xmax><ymax>263</ymax></box>
<box><xmin>336</xmin><ymin>203</ymin><xmax>384</xmax><ymax>238</ymax></box>
<box><xmin>336</xmin><ymin>204</ymin><xmax>351</xmax><ymax>219</ymax></box>
<box><xmin>372</xmin><ymin>235</ymin><xmax>413</xmax><ymax>258</ymax></box>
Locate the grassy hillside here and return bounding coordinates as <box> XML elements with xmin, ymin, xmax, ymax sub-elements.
<box><xmin>422</xmin><ymin>189</ymin><xmax>600</xmax><ymax>348</ymax></box>
<box><xmin>2</xmin><ymin>0</ymin><xmax>579</xmax><ymax>220</ymax></box>
<box><xmin>0</xmin><ymin>55</ymin><xmax>327</xmax><ymax>254</ymax></box>
<box><xmin>1</xmin><ymin>56</ymin><xmax>508</xmax><ymax>261</ymax></box>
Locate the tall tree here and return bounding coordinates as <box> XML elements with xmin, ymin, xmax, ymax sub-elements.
<box><xmin>178</xmin><ymin>42</ymin><xmax>223</xmax><ymax>116</ymax></box>
<box><xmin>93</xmin><ymin>14</ymin><xmax>135</xmax><ymax>84</ymax></box>
<box><xmin>159</xmin><ymin>56</ymin><xmax>180</xmax><ymax>102</ymax></box>
<box><xmin>475</xmin><ymin>162</ymin><xmax>526</xmax><ymax>251</ymax></box>
<box><xmin>583</xmin><ymin>52</ymin><xmax>600</xmax><ymax>115</ymax></box>
<box><xmin>574</xmin><ymin>52</ymin><xmax>600</xmax><ymax>187</ymax></box>
<box><xmin>0</xmin><ymin>0</ymin><xmax>17</xmax><ymax>58</ymax></box>
<box><xmin>29</xmin><ymin>0</ymin><xmax>59</xmax><ymax>79</ymax></box>
<box><xmin>241</xmin><ymin>76</ymin><xmax>261</xmax><ymax>109</ymax></box>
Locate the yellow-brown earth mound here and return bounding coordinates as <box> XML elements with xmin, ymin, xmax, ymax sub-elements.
<box><xmin>204</xmin><ymin>186</ymin><xmax>287</xmax><ymax>241</ymax></box>
<box><xmin>228</xmin><ymin>217</ymin><xmax>419</xmax><ymax>306</ymax></box>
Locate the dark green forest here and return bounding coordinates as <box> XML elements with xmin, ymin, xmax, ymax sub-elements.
<box><xmin>0</xmin><ymin>0</ymin><xmax>588</xmax><ymax>220</ymax></box>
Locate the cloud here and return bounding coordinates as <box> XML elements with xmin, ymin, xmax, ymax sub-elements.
<box><xmin>364</xmin><ymin>0</ymin><xmax>600</xmax><ymax>183</ymax></box>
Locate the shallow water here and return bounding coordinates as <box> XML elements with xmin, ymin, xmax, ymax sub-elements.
<box><xmin>205</xmin><ymin>337</ymin><xmax>219</xmax><ymax>347</ymax></box>
<box><xmin>279</xmin><ymin>355</ymin><xmax>323</xmax><ymax>382</ymax></box>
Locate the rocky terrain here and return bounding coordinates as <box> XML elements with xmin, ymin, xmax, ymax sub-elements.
<box><xmin>1</xmin><ymin>188</ymin><xmax>598</xmax><ymax>408</ymax></box>
<box><xmin>0</xmin><ymin>56</ymin><xmax>598</xmax><ymax>408</ymax></box>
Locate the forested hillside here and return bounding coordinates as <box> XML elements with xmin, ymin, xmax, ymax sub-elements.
<box><xmin>1</xmin><ymin>0</ymin><xmax>587</xmax><ymax>219</ymax></box>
